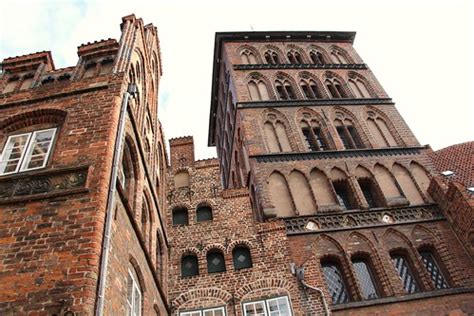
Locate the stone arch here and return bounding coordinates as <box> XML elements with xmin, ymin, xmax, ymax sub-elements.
<box><xmin>313</xmin><ymin>234</ymin><xmax>345</xmax><ymax>258</ymax></box>
<box><xmin>383</xmin><ymin>228</ymin><xmax>415</xmax><ymax>252</ymax></box>
<box><xmin>307</xmin><ymin>44</ymin><xmax>331</xmax><ymax>64</ymax></box>
<box><xmin>172</xmin><ymin>288</ymin><xmax>233</xmax><ymax>309</ymax></box>
<box><xmin>202</xmin><ymin>244</ymin><xmax>227</xmax><ymax>255</ymax></box>
<box><xmin>261</xmin><ymin>108</ymin><xmax>293</xmax><ymax>152</ymax></box>
<box><xmin>309</xmin><ymin>167</ymin><xmax>337</xmax><ymax>210</ymax></box>
<box><xmin>0</xmin><ymin>108</ymin><xmax>67</xmax><ymax>133</ymax></box>
<box><xmin>392</xmin><ymin>163</ymin><xmax>424</xmax><ymax>205</ymax></box>
<box><xmin>227</xmin><ymin>239</ymin><xmax>254</xmax><ymax>254</ymax></box>
<box><xmin>180</xmin><ymin>247</ymin><xmax>201</xmax><ymax>257</ymax></box>
<box><xmin>373</xmin><ymin>163</ymin><xmax>406</xmax><ymax>207</ymax></box>
<box><xmin>298</xmin><ymin>71</ymin><xmax>329</xmax><ymax>99</ymax></box>
<box><xmin>328</xmin><ymin>45</ymin><xmax>354</xmax><ymax>64</ymax></box>
<box><xmin>238</xmin><ymin>44</ymin><xmax>262</xmax><ymax>64</ymax></box>
<box><xmin>273</xmin><ymin>71</ymin><xmax>303</xmax><ymax>99</ymax></box>
<box><xmin>411</xmin><ymin>225</ymin><xmax>439</xmax><ymax>245</ymax></box>
<box><xmin>409</xmin><ymin>161</ymin><xmax>432</xmax><ymax>198</ymax></box>
<box><xmin>129</xmin><ymin>255</ymin><xmax>147</xmax><ymax>292</ymax></box>
<box><xmin>346</xmin><ymin>71</ymin><xmax>377</xmax><ymax>98</ymax></box>
<box><xmin>288</xmin><ymin>169</ymin><xmax>316</xmax><ymax>216</ymax></box>
<box><xmin>365</xmin><ymin>106</ymin><xmax>404</xmax><ymax>147</ymax></box>
<box><xmin>286</xmin><ymin>44</ymin><xmax>309</xmax><ymax>63</ymax></box>
<box><xmin>261</xmin><ymin>44</ymin><xmax>285</xmax><ymax>63</ymax></box>
<box><xmin>332</xmin><ymin>106</ymin><xmax>369</xmax><ymax>149</ymax></box>
<box><xmin>329</xmin><ymin>167</ymin><xmax>348</xmax><ymax>181</ymax></box>
<box><xmin>246</xmin><ymin>72</ymin><xmax>275</xmax><ymax>100</ymax></box>
<box><xmin>323</xmin><ymin>71</ymin><xmax>353</xmax><ymax>98</ymax></box>
<box><xmin>268</xmin><ymin>171</ymin><xmax>296</xmax><ymax>217</ymax></box>
<box><xmin>234</xmin><ymin>278</ymin><xmax>293</xmax><ymax>301</ymax></box>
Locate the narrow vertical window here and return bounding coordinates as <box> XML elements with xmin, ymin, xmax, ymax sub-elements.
<box><xmin>126</xmin><ymin>269</ymin><xmax>142</xmax><ymax>316</ymax></box>
<box><xmin>419</xmin><ymin>251</ymin><xmax>449</xmax><ymax>289</ymax></box>
<box><xmin>336</xmin><ymin>126</ymin><xmax>353</xmax><ymax>149</ymax></box>
<box><xmin>322</xmin><ymin>262</ymin><xmax>350</xmax><ymax>304</ymax></box>
<box><xmin>352</xmin><ymin>259</ymin><xmax>380</xmax><ymax>299</ymax></box>
<box><xmin>391</xmin><ymin>254</ymin><xmax>419</xmax><ymax>294</ymax></box>
<box><xmin>358</xmin><ymin>179</ymin><xmax>378</xmax><ymax>208</ymax></box>
<box><xmin>333</xmin><ymin>181</ymin><xmax>353</xmax><ymax>210</ymax></box>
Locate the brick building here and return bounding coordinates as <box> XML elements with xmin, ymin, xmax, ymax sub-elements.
<box><xmin>0</xmin><ymin>14</ymin><xmax>473</xmax><ymax>316</ymax></box>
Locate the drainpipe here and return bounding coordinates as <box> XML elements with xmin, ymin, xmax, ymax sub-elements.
<box><xmin>291</xmin><ymin>263</ymin><xmax>330</xmax><ymax>316</ymax></box>
<box><xmin>95</xmin><ymin>84</ymin><xmax>136</xmax><ymax>316</ymax></box>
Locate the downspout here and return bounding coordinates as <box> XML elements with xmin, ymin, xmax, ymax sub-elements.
<box><xmin>291</xmin><ymin>263</ymin><xmax>330</xmax><ymax>316</ymax></box>
<box><xmin>95</xmin><ymin>84</ymin><xmax>135</xmax><ymax>316</ymax></box>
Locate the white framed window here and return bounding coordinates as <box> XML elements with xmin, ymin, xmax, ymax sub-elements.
<box><xmin>0</xmin><ymin>128</ymin><xmax>56</xmax><ymax>175</ymax></box>
<box><xmin>243</xmin><ymin>296</ymin><xmax>292</xmax><ymax>316</ymax></box>
<box><xmin>180</xmin><ymin>306</ymin><xmax>226</xmax><ymax>316</ymax></box>
<box><xmin>126</xmin><ymin>269</ymin><xmax>142</xmax><ymax>316</ymax></box>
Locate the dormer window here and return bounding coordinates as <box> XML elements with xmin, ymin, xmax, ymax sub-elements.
<box><xmin>0</xmin><ymin>128</ymin><xmax>56</xmax><ymax>175</ymax></box>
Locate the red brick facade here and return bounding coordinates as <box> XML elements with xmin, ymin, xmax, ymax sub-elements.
<box><xmin>0</xmin><ymin>15</ymin><xmax>473</xmax><ymax>316</ymax></box>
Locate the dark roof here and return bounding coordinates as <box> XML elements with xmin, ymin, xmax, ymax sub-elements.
<box><xmin>207</xmin><ymin>31</ymin><xmax>356</xmax><ymax>146</ymax></box>
<box><xmin>429</xmin><ymin>141</ymin><xmax>474</xmax><ymax>187</ymax></box>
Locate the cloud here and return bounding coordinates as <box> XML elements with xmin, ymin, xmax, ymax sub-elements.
<box><xmin>1</xmin><ymin>0</ymin><xmax>473</xmax><ymax>159</ymax></box>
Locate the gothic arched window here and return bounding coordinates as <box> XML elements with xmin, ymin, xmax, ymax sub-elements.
<box><xmin>330</xmin><ymin>48</ymin><xmax>350</xmax><ymax>64</ymax></box>
<box><xmin>348</xmin><ymin>77</ymin><xmax>372</xmax><ymax>98</ymax></box>
<box><xmin>300</xmin><ymin>79</ymin><xmax>323</xmax><ymax>99</ymax></box>
<box><xmin>325</xmin><ymin>78</ymin><xmax>348</xmax><ymax>98</ymax></box>
<box><xmin>275</xmin><ymin>79</ymin><xmax>296</xmax><ymax>100</ymax></box>
<box><xmin>321</xmin><ymin>260</ymin><xmax>350</xmax><ymax>304</ymax></box>
<box><xmin>391</xmin><ymin>252</ymin><xmax>420</xmax><ymax>294</ymax></box>
<box><xmin>334</xmin><ymin>117</ymin><xmax>364</xmax><ymax>149</ymax></box>
<box><xmin>352</xmin><ymin>258</ymin><xmax>380</xmax><ymax>299</ymax></box>
<box><xmin>310</xmin><ymin>50</ymin><xmax>326</xmax><ymax>64</ymax></box>
<box><xmin>263</xmin><ymin>113</ymin><xmax>292</xmax><ymax>153</ymax></box>
<box><xmin>287</xmin><ymin>50</ymin><xmax>303</xmax><ymax>64</ymax></box>
<box><xmin>240</xmin><ymin>49</ymin><xmax>258</xmax><ymax>64</ymax></box>
<box><xmin>264</xmin><ymin>50</ymin><xmax>281</xmax><ymax>65</ymax></box>
<box><xmin>419</xmin><ymin>249</ymin><xmax>449</xmax><ymax>289</ymax></box>
<box><xmin>248</xmin><ymin>79</ymin><xmax>270</xmax><ymax>101</ymax></box>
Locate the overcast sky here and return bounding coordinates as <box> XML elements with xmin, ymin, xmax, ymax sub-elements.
<box><xmin>1</xmin><ymin>0</ymin><xmax>473</xmax><ymax>159</ymax></box>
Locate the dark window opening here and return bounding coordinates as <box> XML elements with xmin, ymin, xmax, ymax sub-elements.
<box><xmin>285</xmin><ymin>84</ymin><xmax>296</xmax><ymax>99</ymax></box>
<box><xmin>313</xmin><ymin>127</ymin><xmax>326</xmax><ymax>150</ymax></box>
<box><xmin>301</xmin><ymin>84</ymin><xmax>312</xmax><ymax>99</ymax></box>
<box><xmin>310</xmin><ymin>84</ymin><xmax>323</xmax><ymax>98</ymax></box>
<box><xmin>172</xmin><ymin>208</ymin><xmax>188</xmax><ymax>226</ymax></box>
<box><xmin>327</xmin><ymin>83</ymin><xmax>340</xmax><ymax>98</ymax></box>
<box><xmin>391</xmin><ymin>254</ymin><xmax>419</xmax><ymax>294</ymax></box>
<box><xmin>347</xmin><ymin>126</ymin><xmax>364</xmax><ymax>148</ymax></box>
<box><xmin>335</xmin><ymin>83</ymin><xmax>346</xmax><ymax>98</ymax></box>
<box><xmin>358</xmin><ymin>179</ymin><xmax>379</xmax><ymax>208</ymax></box>
<box><xmin>336</xmin><ymin>126</ymin><xmax>353</xmax><ymax>149</ymax></box>
<box><xmin>333</xmin><ymin>181</ymin><xmax>353</xmax><ymax>210</ymax></box>
<box><xmin>322</xmin><ymin>261</ymin><xmax>350</xmax><ymax>304</ymax></box>
<box><xmin>276</xmin><ymin>85</ymin><xmax>287</xmax><ymax>100</ymax></box>
<box><xmin>181</xmin><ymin>255</ymin><xmax>198</xmax><ymax>277</ymax></box>
<box><xmin>196</xmin><ymin>205</ymin><xmax>213</xmax><ymax>222</ymax></box>
<box><xmin>233</xmin><ymin>247</ymin><xmax>253</xmax><ymax>270</ymax></box>
<box><xmin>207</xmin><ymin>251</ymin><xmax>226</xmax><ymax>273</ymax></box>
<box><xmin>302</xmin><ymin>127</ymin><xmax>318</xmax><ymax>151</ymax></box>
<box><xmin>419</xmin><ymin>251</ymin><xmax>449</xmax><ymax>289</ymax></box>
<box><xmin>352</xmin><ymin>259</ymin><xmax>380</xmax><ymax>299</ymax></box>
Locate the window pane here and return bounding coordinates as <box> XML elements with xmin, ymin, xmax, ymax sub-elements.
<box><xmin>134</xmin><ymin>286</ymin><xmax>141</xmax><ymax>316</ymax></box>
<box><xmin>21</xmin><ymin>129</ymin><xmax>55</xmax><ymax>171</ymax></box>
<box><xmin>267</xmin><ymin>297</ymin><xmax>291</xmax><ymax>316</ymax></box>
<box><xmin>233</xmin><ymin>247</ymin><xmax>252</xmax><ymax>270</ymax></box>
<box><xmin>0</xmin><ymin>133</ymin><xmax>30</xmax><ymax>174</ymax></box>
<box><xmin>420</xmin><ymin>251</ymin><xmax>449</xmax><ymax>289</ymax></box>
<box><xmin>181</xmin><ymin>255</ymin><xmax>199</xmax><ymax>277</ymax></box>
<box><xmin>352</xmin><ymin>259</ymin><xmax>379</xmax><ymax>299</ymax></box>
<box><xmin>203</xmin><ymin>307</ymin><xmax>225</xmax><ymax>316</ymax></box>
<box><xmin>196</xmin><ymin>206</ymin><xmax>213</xmax><ymax>222</ymax></box>
<box><xmin>391</xmin><ymin>255</ymin><xmax>419</xmax><ymax>294</ymax></box>
<box><xmin>322</xmin><ymin>263</ymin><xmax>350</xmax><ymax>304</ymax></box>
<box><xmin>244</xmin><ymin>301</ymin><xmax>266</xmax><ymax>316</ymax></box>
<box><xmin>173</xmin><ymin>208</ymin><xmax>189</xmax><ymax>225</ymax></box>
<box><xmin>207</xmin><ymin>252</ymin><xmax>226</xmax><ymax>273</ymax></box>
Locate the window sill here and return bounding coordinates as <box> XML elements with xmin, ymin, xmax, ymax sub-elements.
<box><xmin>331</xmin><ymin>287</ymin><xmax>474</xmax><ymax>311</ymax></box>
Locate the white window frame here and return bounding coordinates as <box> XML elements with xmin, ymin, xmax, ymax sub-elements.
<box><xmin>127</xmin><ymin>269</ymin><xmax>142</xmax><ymax>316</ymax></box>
<box><xmin>242</xmin><ymin>296</ymin><xmax>292</xmax><ymax>316</ymax></box>
<box><xmin>0</xmin><ymin>128</ymin><xmax>56</xmax><ymax>176</ymax></box>
<box><xmin>180</xmin><ymin>306</ymin><xmax>226</xmax><ymax>316</ymax></box>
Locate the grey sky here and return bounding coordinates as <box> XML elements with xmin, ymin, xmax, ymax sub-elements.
<box><xmin>1</xmin><ymin>0</ymin><xmax>473</xmax><ymax>159</ymax></box>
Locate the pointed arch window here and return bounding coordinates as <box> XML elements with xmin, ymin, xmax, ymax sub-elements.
<box><xmin>325</xmin><ymin>78</ymin><xmax>348</xmax><ymax>98</ymax></box>
<box><xmin>241</xmin><ymin>49</ymin><xmax>258</xmax><ymax>64</ymax></box>
<box><xmin>335</xmin><ymin>118</ymin><xmax>364</xmax><ymax>149</ymax></box>
<box><xmin>330</xmin><ymin>49</ymin><xmax>349</xmax><ymax>64</ymax></box>
<box><xmin>263</xmin><ymin>116</ymin><xmax>292</xmax><ymax>153</ymax></box>
<box><xmin>352</xmin><ymin>258</ymin><xmax>380</xmax><ymax>299</ymax></box>
<box><xmin>275</xmin><ymin>79</ymin><xmax>296</xmax><ymax>100</ymax></box>
<box><xmin>181</xmin><ymin>255</ymin><xmax>199</xmax><ymax>277</ymax></box>
<box><xmin>264</xmin><ymin>50</ymin><xmax>281</xmax><ymax>65</ymax></box>
<box><xmin>127</xmin><ymin>269</ymin><xmax>143</xmax><ymax>316</ymax></box>
<box><xmin>300</xmin><ymin>120</ymin><xmax>328</xmax><ymax>152</ymax></box>
<box><xmin>391</xmin><ymin>253</ymin><xmax>419</xmax><ymax>294</ymax></box>
<box><xmin>287</xmin><ymin>50</ymin><xmax>303</xmax><ymax>64</ymax></box>
<box><xmin>300</xmin><ymin>79</ymin><xmax>323</xmax><ymax>99</ymax></box>
<box><xmin>366</xmin><ymin>111</ymin><xmax>398</xmax><ymax>148</ymax></box>
<box><xmin>348</xmin><ymin>77</ymin><xmax>372</xmax><ymax>98</ymax></box>
<box><xmin>248</xmin><ymin>79</ymin><xmax>270</xmax><ymax>101</ymax></box>
<box><xmin>322</xmin><ymin>260</ymin><xmax>350</xmax><ymax>304</ymax></box>
<box><xmin>310</xmin><ymin>50</ymin><xmax>326</xmax><ymax>64</ymax></box>
<box><xmin>419</xmin><ymin>250</ymin><xmax>449</xmax><ymax>289</ymax></box>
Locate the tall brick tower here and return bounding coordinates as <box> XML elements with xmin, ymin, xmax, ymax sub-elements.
<box><xmin>199</xmin><ymin>31</ymin><xmax>474</xmax><ymax>315</ymax></box>
<box><xmin>0</xmin><ymin>15</ymin><xmax>169</xmax><ymax>315</ymax></box>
